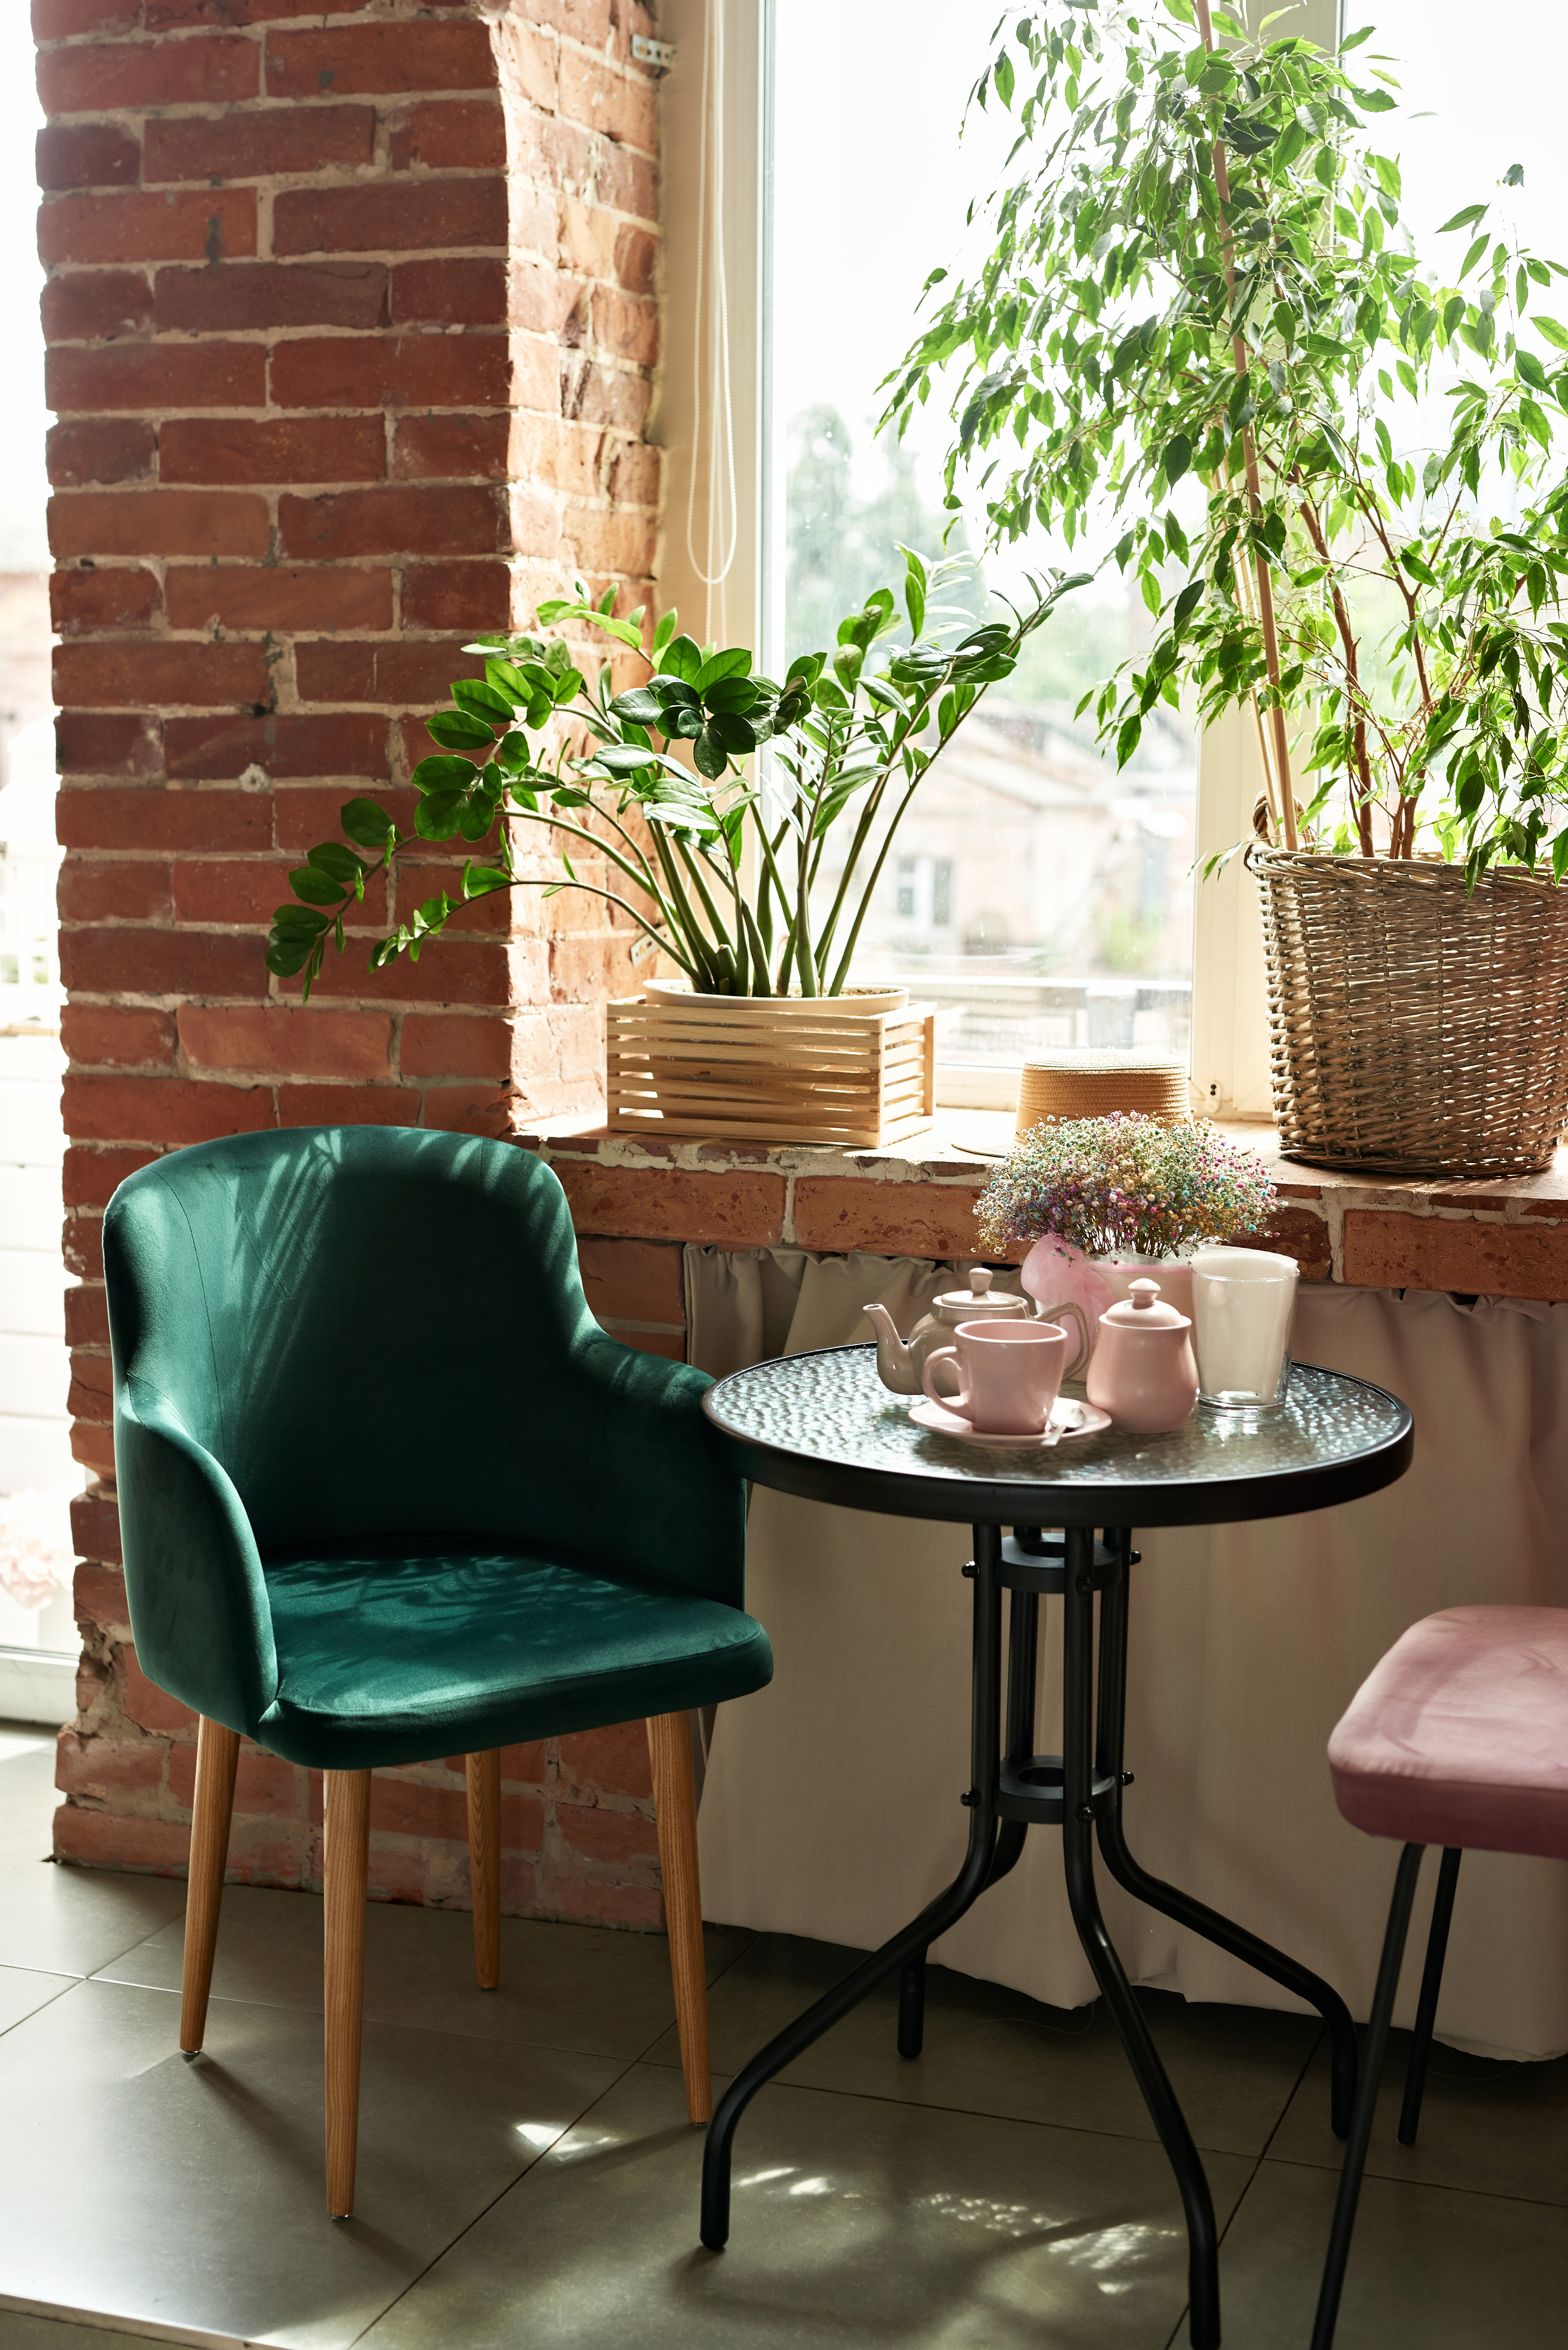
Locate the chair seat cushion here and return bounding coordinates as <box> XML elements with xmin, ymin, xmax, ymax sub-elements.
<box><xmin>254</xmin><ymin>1538</ymin><xmax>773</xmax><ymax>1770</ymax></box>
<box><xmin>1328</xmin><ymin>1606</ymin><xmax>1568</xmax><ymax>1860</ymax></box>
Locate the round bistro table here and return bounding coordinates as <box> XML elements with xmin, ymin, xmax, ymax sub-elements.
<box><xmin>698</xmin><ymin>1344</ymin><xmax>1414</xmax><ymax>2350</ymax></box>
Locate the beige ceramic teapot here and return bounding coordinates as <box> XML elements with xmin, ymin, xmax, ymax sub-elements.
<box><xmin>865</xmin><ymin>1267</ymin><xmax>1089</xmax><ymax>1397</ymax></box>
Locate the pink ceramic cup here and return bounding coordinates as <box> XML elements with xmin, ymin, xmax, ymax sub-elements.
<box><xmin>921</xmin><ymin>1318</ymin><xmax>1069</xmax><ymax>1436</ymax></box>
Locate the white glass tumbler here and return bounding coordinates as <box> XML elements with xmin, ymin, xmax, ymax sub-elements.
<box><xmin>1191</xmin><ymin>1248</ymin><xmax>1298</xmax><ymax>1411</ymax></box>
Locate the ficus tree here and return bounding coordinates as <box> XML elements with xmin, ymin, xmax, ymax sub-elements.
<box><xmin>265</xmin><ymin>557</ymin><xmax>1086</xmax><ymax>1001</ymax></box>
<box><xmin>884</xmin><ymin>0</ymin><xmax>1568</xmax><ymax>881</ymax></box>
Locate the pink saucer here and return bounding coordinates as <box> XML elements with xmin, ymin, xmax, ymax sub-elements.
<box><xmin>908</xmin><ymin>1395</ymin><xmax>1112</xmax><ymax>1449</ymax></box>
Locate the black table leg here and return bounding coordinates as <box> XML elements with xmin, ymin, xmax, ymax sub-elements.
<box><xmin>1093</xmin><ymin>1531</ymin><xmax>1359</xmax><ymax>2137</ymax></box>
<box><xmin>898</xmin><ymin>1579</ymin><xmax>1034</xmax><ymax>2061</ymax></box>
<box><xmin>1061</xmin><ymin>1526</ymin><xmax>1221</xmax><ymax>2349</ymax></box>
<box><xmin>699</xmin><ymin>1523</ymin><xmax>1005</xmax><ymax>2250</ymax></box>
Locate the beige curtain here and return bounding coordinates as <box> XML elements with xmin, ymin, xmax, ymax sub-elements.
<box><xmin>688</xmin><ymin>1247</ymin><xmax>1568</xmax><ymax>2061</ymax></box>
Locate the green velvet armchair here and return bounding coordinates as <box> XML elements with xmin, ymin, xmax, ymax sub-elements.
<box><xmin>104</xmin><ymin>1125</ymin><xmax>772</xmax><ymax>2217</ymax></box>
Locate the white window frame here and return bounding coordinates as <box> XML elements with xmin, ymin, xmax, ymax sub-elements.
<box><xmin>654</xmin><ymin>0</ymin><xmax>1337</xmax><ymax>1122</ymax></box>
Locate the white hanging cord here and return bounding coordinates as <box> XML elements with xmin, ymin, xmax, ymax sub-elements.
<box><xmin>683</xmin><ymin>0</ymin><xmax>738</xmax><ymax>640</ymax></box>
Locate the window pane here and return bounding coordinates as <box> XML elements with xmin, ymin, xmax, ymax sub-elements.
<box><xmin>770</xmin><ymin>2</ymin><xmax>1196</xmax><ymax>1064</ymax></box>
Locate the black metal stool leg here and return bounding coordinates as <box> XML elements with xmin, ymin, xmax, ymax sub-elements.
<box><xmin>897</xmin><ymin>1581</ymin><xmax>1036</xmax><ymax>2059</ymax></box>
<box><xmin>1399</xmin><ymin>1845</ymin><xmax>1461</xmax><ymax>2146</ymax></box>
<box><xmin>1311</xmin><ymin>1842</ymin><xmax>1425</xmax><ymax>2350</ymax></box>
<box><xmin>1062</xmin><ymin>1527</ymin><xmax>1220</xmax><ymax>2350</ymax></box>
<box><xmin>701</xmin><ymin>1525</ymin><xmax>1005</xmax><ymax>2248</ymax></box>
<box><xmin>1094</xmin><ymin>1538</ymin><xmax>1361</xmax><ymax>2137</ymax></box>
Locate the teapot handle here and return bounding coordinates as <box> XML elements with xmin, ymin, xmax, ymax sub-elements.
<box><xmin>1036</xmin><ymin>1301</ymin><xmax>1091</xmax><ymax>1381</ymax></box>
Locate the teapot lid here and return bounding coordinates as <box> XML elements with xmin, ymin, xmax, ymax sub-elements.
<box><xmin>1100</xmin><ymin>1276</ymin><xmax>1190</xmax><ymax>1330</ymax></box>
<box><xmin>933</xmin><ymin>1265</ymin><xmax>1029</xmax><ymax>1317</ymax></box>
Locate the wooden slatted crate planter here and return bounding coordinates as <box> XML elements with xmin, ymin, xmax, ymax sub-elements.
<box><xmin>604</xmin><ymin>996</ymin><xmax>937</xmax><ymax>1146</ymax></box>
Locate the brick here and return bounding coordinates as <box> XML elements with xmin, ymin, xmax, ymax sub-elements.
<box><xmin>497</xmin><ymin>1740</ymin><xmax>548</xmax><ymax>1781</ymax></box>
<box><xmin>67</xmin><ymin>1342</ymin><xmax>113</xmax><ymax>1421</ymax></box>
<box><xmin>558</xmin><ymin>51</ymin><xmax>657</xmax><ymax>151</ymax></box>
<box><xmin>51</xmin><ymin>489</ymin><xmax>269</xmax><ymax>561</ymax></box>
<box><xmin>47</xmin><ymin>344</ymin><xmax>267</xmax><ymax>414</ymax></box>
<box><xmin>492</xmin><ymin>13</ymin><xmax>557</xmax><ymax>110</ymax></box>
<box><xmin>172</xmin><ymin>856</ymin><xmax>305</xmax><ymax>927</ymax></box>
<box><xmin>557</xmin><ymin>1720</ymin><xmax>653</xmax><ymax>1799</ymax></box>
<box><xmin>556</xmin><ymin>1803</ymin><xmax>658</xmax><ymax>1864</ymax></box>
<box><xmin>40</xmin><ymin>269</ymin><xmax>153</xmax><ymax>345</ymax></box>
<box><xmin>166</xmin><ymin>563</ymin><xmax>394</xmax><ymax>632</ymax></box>
<box><xmin>1236</xmin><ymin>1203</ymin><xmax>1333</xmax><ymax>1282</ymax></box>
<box><xmin>390</xmin><ymin>256</ymin><xmax>509</xmax><ymax>329</ymax></box>
<box><xmin>168</xmin><ymin>1740</ymin><xmax>299</xmax><ymax>1818</ymax></box>
<box><xmin>56</xmin><ymin>714</ymin><xmax>162</xmax><ymax>779</ymax></box>
<box><xmin>552</xmin><ymin>1163</ymin><xmax>786</xmax><ymax>1249</ymax></box>
<box><xmin>56</xmin><ymin>1731</ymin><xmax>165</xmax><ymax>1803</ymax></box>
<box><xmin>791</xmin><ymin>1178</ymin><xmax>988</xmax><ymax>1258</ymax></box>
<box><xmin>72</xmin><ymin>1419</ymin><xmax>116</xmax><ymax>1474</ymax></box>
<box><xmin>401</xmin><ymin>560</ymin><xmax>510</xmax><ymax>632</ymax></box>
<box><xmin>367</xmin><ymin>1778</ymin><xmax>470</xmax><ymax>1840</ymax></box>
<box><xmin>614</xmin><ymin>223</ymin><xmax>657</xmax><ymax>298</ymax></box>
<box><xmin>392</xmin><ymin>413</ymin><xmax>509</xmax><ymax>482</ymax></box>
<box><xmin>165</xmin><ymin>711</ymin><xmax>387</xmax><ymax>780</ymax></box>
<box><xmin>508</xmin><ymin>257</ymin><xmax>584</xmax><ymax>339</ymax></box>
<box><xmin>387</xmin><ymin>97</ymin><xmax>506</xmax><ymax>174</ymax></box>
<box><xmin>534</xmin><ymin>1870</ymin><xmax>661</xmax><ymax>1929</ymax></box>
<box><xmin>118</xmin><ymin>1643</ymin><xmax>198</xmax><ymax>1735</ymax></box>
<box><xmin>398</xmin><ymin>1012</ymin><xmax>513</xmax><ymax>1080</ymax></box>
<box><xmin>265</xmin><ymin>22</ymin><xmax>496</xmax><ymax>100</ymax></box>
<box><xmin>54</xmin><ymin>639</ymin><xmax>269</xmax><ymax>709</ymax></box>
<box><xmin>559</xmin><ymin>356</ymin><xmax>651</xmax><ymax>435</ymax></box>
<box><xmin>294</xmin><ymin>637</ymin><xmax>486</xmax><ymax>704</ymax></box>
<box><xmin>56</xmin><ymin>783</ymin><xmax>269</xmax><ymax>852</ymax></box>
<box><xmin>269</xmin><ymin>332</ymin><xmax>509</xmax><ymax>411</ymax></box>
<box><xmin>277</xmin><ymin>1082</ymin><xmax>422</xmax><ymax>1127</ymax></box>
<box><xmin>595</xmin><ymin>140</ymin><xmax>659</xmax><ymax>227</ymax></box>
<box><xmin>160</xmin><ymin>415</ymin><xmax>386</xmax><ymax>487</ymax></box>
<box><xmin>58</xmin><ymin>860</ymin><xmax>173</xmax><ymax>925</ymax></box>
<box><xmin>417</xmin><ymin>1082</ymin><xmax>513</xmax><ymax>1138</ymax></box>
<box><xmin>62</xmin><ymin>1004</ymin><xmax>176</xmax><ymax>1068</ymax></box>
<box><xmin>51</xmin><ymin>565</ymin><xmax>161</xmax><ymax>634</ymax></box>
<box><xmin>178</xmin><ymin>1005</ymin><xmax>391</xmax><ymax>1079</ymax></box>
<box><xmin>64</xmin><ymin>1145</ymin><xmax>160</xmax><ymax>1209</ymax></box>
<box><xmin>145</xmin><ymin>105</ymin><xmax>375</xmax><ymax>184</ymax></box>
<box><xmin>54</xmin><ymin>1807</ymin><xmax>191</xmax><ymax>1874</ymax></box>
<box><xmin>74</xmin><ymin>1556</ymin><xmax>127</xmax><ymax>1624</ymax></box>
<box><xmin>575</xmin><ymin>1236</ymin><xmax>683</xmax><ymax>1329</ymax></box>
<box><xmin>66</xmin><ymin>1286</ymin><xmax>112</xmax><ymax>1346</ymax></box>
<box><xmin>38</xmin><ymin>189</ymin><xmax>258</xmax><ymax>269</ymax></box>
<box><xmin>273</xmin><ymin>179</ymin><xmax>507</xmax><ymax>258</ymax></box>
<box><xmin>40</xmin><ymin>37</ymin><xmax>260</xmax><ymax>115</ymax></box>
<box><xmin>155</xmin><ymin>260</ymin><xmax>388</xmax><ymax>336</ymax></box>
<box><xmin>591</xmin><ymin>285</ymin><xmax>657</xmax><ymax>369</ymax></box>
<box><xmin>65</xmin><ymin>1072</ymin><xmax>275</xmax><ymax>1146</ymax></box>
<box><xmin>61</xmin><ymin>927</ymin><xmax>268</xmax><ymax>1002</ymax></box>
<box><xmin>34</xmin><ymin>1</ymin><xmax>140</xmax><ymax>34</ymax></box>
<box><xmin>563</xmin><ymin>503</ymin><xmax>653</xmax><ymax>578</ymax></box>
<box><xmin>36</xmin><ymin>124</ymin><xmax>140</xmax><ymax>192</ymax></box>
<box><xmin>1341</xmin><ymin>1210</ymin><xmax>1568</xmax><ymax>1302</ymax></box>
<box><xmin>279</xmin><ymin>485</ymin><xmax>503</xmax><ymax>560</ymax></box>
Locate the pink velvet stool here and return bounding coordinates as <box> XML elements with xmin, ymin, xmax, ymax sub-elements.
<box><xmin>1313</xmin><ymin>1606</ymin><xmax>1568</xmax><ymax>2348</ymax></box>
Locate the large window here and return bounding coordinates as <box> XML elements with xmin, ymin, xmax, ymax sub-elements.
<box><xmin>768</xmin><ymin>1</ymin><xmax>1198</xmax><ymax>1072</ymax></box>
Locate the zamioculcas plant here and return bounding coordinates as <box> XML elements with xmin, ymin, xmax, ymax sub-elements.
<box><xmin>884</xmin><ymin>0</ymin><xmax>1568</xmax><ymax>882</ymax></box>
<box><xmin>265</xmin><ymin>558</ymin><xmax>1085</xmax><ymax>1001</ymax></box>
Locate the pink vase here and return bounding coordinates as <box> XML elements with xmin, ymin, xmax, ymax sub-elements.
<box><xmin>1020</xmin><ymin>1238</ymin><xmax>1196</xmax><ymax>1358</ymax></box>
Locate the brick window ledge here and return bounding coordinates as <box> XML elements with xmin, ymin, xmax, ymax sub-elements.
<box><xmin>523</xmin><ymin>1113</ymin><xmax>1568</xmax><ymax>1336</ymax></box>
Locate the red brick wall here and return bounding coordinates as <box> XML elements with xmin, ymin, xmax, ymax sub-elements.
<box><xmin>42</xmin><ymin>0</ymin><xmax>673</xmax><ymax>1924</ymax></box>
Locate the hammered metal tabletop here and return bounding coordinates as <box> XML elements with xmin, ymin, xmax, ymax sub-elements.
<box><xmin>701</xmin><ymin>1345</ymin><xmax>1414</xmax><ymax>1529</ymax></box>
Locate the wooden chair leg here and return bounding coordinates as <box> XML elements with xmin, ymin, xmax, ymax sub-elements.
<box><xmin>179</xmin><ymin>1716</ymin><xmax>239</xmax><ymax>2056</ymax></box>
<box><xmin>646</xmin><ymin>1710</ymin><xmax>711</xmax><ymax>2125</ymax></box>
<box><xmin>323</xmin><ymin>1768</ymin><xmax>370</xmax><ymax>2219</ymax></box>
<box><xmin>466</xmin><ymin>1748</ymin><xmax>501</xmax><ymax>1990</ymax></box>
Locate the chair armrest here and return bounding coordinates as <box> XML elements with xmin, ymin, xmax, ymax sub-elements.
<box><xmin>552</xmin><ymin>1335</ymin><xmax>747</xmax><ymax>1608</ymax></box>
<box><xmin>115</xmin><ymin>1379</ymin><xmax>279</xmax><ymax>1735</ymax></box>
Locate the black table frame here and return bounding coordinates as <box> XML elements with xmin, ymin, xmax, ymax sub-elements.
<box><xmin>699</xmin><ymin>1364</ymin><xmax>1414</xmax><ymax>2350</ymax></box>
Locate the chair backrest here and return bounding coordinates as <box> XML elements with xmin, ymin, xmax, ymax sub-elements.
<box><xmin>105</xmin><ymin>1126</ymin><xmax>617</xmax><ymax>1555</ymax></box>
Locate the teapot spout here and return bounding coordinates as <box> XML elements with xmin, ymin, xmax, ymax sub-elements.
<box><xmin>863</xmin><ymin>1300</ymin><xmax>918</xmax><ymax>1392</ymax></box>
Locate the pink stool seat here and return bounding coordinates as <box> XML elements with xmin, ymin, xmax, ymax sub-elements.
<box><xmin>1328</xmin><ymin>1606</ymin><xmax>1568</xmax><ymax>1861</ymax></box>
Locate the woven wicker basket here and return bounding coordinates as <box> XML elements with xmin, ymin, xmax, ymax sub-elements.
<box><xmin>1252</xmin><ymin>848</ymin><xmax>1568</xmax><ymax>1177</ymax></box>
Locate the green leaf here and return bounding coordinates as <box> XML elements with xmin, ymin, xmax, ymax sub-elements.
<box><xmin>1437</xmin><ymin>203</ymin><xmax>1488</xmax><ymax>235</ymax></box>
<box><xmin>304</xmin><ymin>841</ymin><xmax>366</xmax><ymax>886</ymax></box>
<box><xmin>270</xmin><ymin>904</ymin><xmax>332</xmax><ymax>936</ymax></box>
<box><xmin>410</xmin><ymin>755</ymin><xmax>478</xmax><ymax>796</ymax></box>
<box><xmin>650</xmin><ymin>607</ymin><xmax>679</xmax><ymax>658</ymax></box>
<box><xmin>1459</xmin><ymin>234</ymin><xmax>1489</xmax><ymax>280</ymax></box>
<box><xmin>1163</xmin><ymin>431</ymin><xmax>1191</xmax><ymax>487</ymax></box>
<box><xmin>708</xmin><ymin>711</ymin><xmax>757</xmax><ymax>754</ymax></box>
<box><xmin>693</xmin><ymin>727</ymin><xmax>729</xmax><ymax>780</ymax></box>
<box><xmin>703</xmin><ymin>677</ymin><xmax>760</xmax><ymax>714</ymax></box>
<box><xmin>340</xmin><ymin>796</ymin><xmax>395</xmax><ymax>849</ymax></box>
<box><xmin>288</xmin><ymin>865</ymin><xmax>345</xmax><ymax>907</ymax></box>
<box><xmin>414</xmin><ymin>791</ymin><xmax>469</xmax><ymax>841</ymax></box>
<box><xmin>994</xmin><ymin>48</ymin><xmax>1014</xmax><ymax>107</ymax></box>
<box><xmin>451</xmin><ymin>678</ymin><xmax>517</xmax><ymax>725</ymax></box>
<box><xmin>694</xmin><ymin>647</ymin><xmax>753</xmax><ymax>692</ymax></box>
<box><xmin>1116</xmin><ymin>713</ymin><xmax>1142</xmax><ymax>767</ymax></box>
<box><xmin>427</xmin><ymin>710</ymin><xmax>496</xmax><ymax>752</ymax></box>
<box><xmin>609</xmin><ymin>686</ymin><xmax>664</xmax><ymax>725</ymax></box>
<box><xmin>1518</xmin><ymin>350</ymin><xmax>1550</xmax><ymax>392</ymax></box>
<box><xmin>659</xmin><ymin>633</ymin><xmax>704</xmax><ymax>683</ymax></box>
<box><xmin>1537</xmin><ymin>317</ymin><xmax>1568</xmax><ymax>351</ymax></box>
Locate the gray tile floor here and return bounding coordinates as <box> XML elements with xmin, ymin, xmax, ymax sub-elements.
<box><xmin>1</xmin><ymin>1727</ymin><xmax>1565</xmax><ymax>2349</ymax></box>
